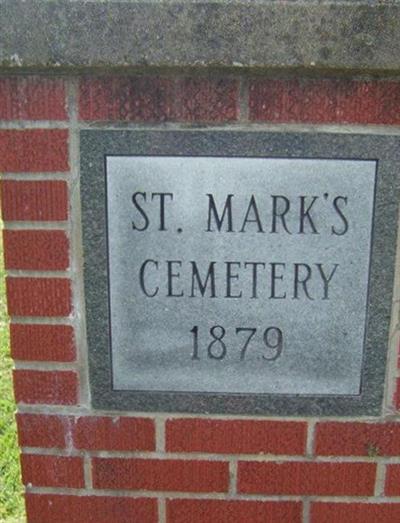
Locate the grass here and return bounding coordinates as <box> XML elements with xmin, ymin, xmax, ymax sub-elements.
<box><xmin>0</xmin><ymin>230</ymin><xmax>25</xmax><ymax>522</ymax></box>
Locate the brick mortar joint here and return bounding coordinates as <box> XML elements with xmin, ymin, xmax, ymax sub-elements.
<box><xmin>14</xmin><ymin>404</ymin><xmax>400</xmax><ymax>421</ymax></box>
<box><xmin>15</xmin><ymin>486</ymin><xmax>400</xmax><ymax>504</ymax></box>
<box><xmin>3</xmin><ymin>120</ymin><xmax>400</xmax><ymax>135</ymax></box>
<box><xmin>18</xmin><ymin>447</ymin><xmax>400</xmax><ymax>464</ymax></box>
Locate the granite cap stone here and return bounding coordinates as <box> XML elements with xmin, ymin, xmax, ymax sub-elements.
<box><xmin>0</xmin><ymin>1</ymin><xmax>400</xmax><ymax>74</ymax></box>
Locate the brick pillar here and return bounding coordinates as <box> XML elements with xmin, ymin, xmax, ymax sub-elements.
<box><xmin>1</xmin><ymin>3</ymin><xmax>400</xmax><ymax>522</ymax></box>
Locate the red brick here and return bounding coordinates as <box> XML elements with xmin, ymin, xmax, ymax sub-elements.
<box><xmin>79</xmin><ymin>76</ymin><xmax>238</xmax><ymax>122</ymax></box>
<box><xmin>73</xmin><ymin>416</ymin><xmax>155</xmax><ymax>451</ymax></box>
<box><xmin>394</xmin><ymin>378</ymin><xmax>400</xmax><ymax>410</ymax></box>
<box><xmin>1</xmin><ymin>180</ymin><xmax>68</xmax><ymax>221</ymax></box>
<box><xmin>0</xmin><ymin>130</ymin><xmax>68</xmax><ymax>172</ymax></box>
<box><xmin>21</xmin><ymin>454</ymin><xmax>84</xmax><ymax>488</ymax></box>
<box><xmin>385</xmin><ymin>465</ymin><xmax>400</xmax><ymax>496</ymax></box>
<box><xmin>249</xmin><ymin>79</ymin><xmax>400</xmax><ymax>125</ymax></box>
<box><xmin>13</xmin><ymin>370</ymin><xmax>78</xmax><ymax>405</ymax></box>
<box><xmin>79</xmin><ymin>77</ymin><xmax>174</xmax><ymax>121</ymax></box>
<box><xmin>16</xmin><ymin>413</ymin><xmax>71</xmax><ymax>448</ymax></box>
<box><xmin>6</xmin><ymin>277</ymin><xmax>71</xmax><ymax>317</ymax></box>
<box><xmin>0</xmin><ymin>77</ymin><xmax>67</xmax><ymax>120</ymax></box>
<box><xmin>25</xmin><ymin>494</ymin><xmax>157</xmax><ymax>523</ymax></box>
<box><xmin>311</xmin><ymin>502</ymin><xmax>400</xmax><ymax>523</ymax></box>
<box><xmin>92</xmin><ymin>457</ymin><xmax>229</xmax><ymax>493</ymax></box>
<box><xmin>167</xmin><ymin>499</ymin><xmax>302</xmax><ymax>523</ymax></box>
<box><xmin>10</xmin><ymin>324</ymin><xmax>75</xmax><ymax>362</ymax></box>
<box><xmin>238</xmin><ymin>461</ymin><xmax>375</xmax><ymax>496</ymax></box>
<box><xmin>315</xmin><ymin>422</ymin><xmax>400</xmax><ymax>457</ymax></box>
<box><xmin>166</xmin><ymin>418</ymin><xmax>306</xmax><ymax>455</ymax></box>
<box><xmin>174</xmin><ymin>78</ymin><xmax>238</xmax><ymax>122</ymax></box>
<box><xmin>3</xmin><ymin>230</ymin><xmax>69</xmax><ymax>270</ymax></box>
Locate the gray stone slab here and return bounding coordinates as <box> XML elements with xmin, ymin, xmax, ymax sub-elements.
<box><xmin>80</xmin><ymin>130</ymin><xmax>400</xmax><ymax>416</ymax></box>
<box><xmin>107</xmin><ymin>156</ymin><xmax>375</xmax><ymax>396</ymax></box>
<box><xmin>1</xmin><ymin>1</ymin><xmax>400</xmax><ymax>73</ymax></box>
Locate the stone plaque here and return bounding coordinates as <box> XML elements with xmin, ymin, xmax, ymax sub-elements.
<box><xmin>81</xmin><ymin>131</ymin><xmax>399</xmax><ymax>415</ymax></box>
<box><xmin>107</xmin><ymin>156</ymin><xmax>374</xmax><ymax>396</ymax></box>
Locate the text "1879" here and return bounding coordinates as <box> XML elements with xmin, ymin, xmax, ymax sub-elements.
<box><xmin>190</xmin><ymin>325</ymin><xmax>283</xmax><ymax>361</ymax></box>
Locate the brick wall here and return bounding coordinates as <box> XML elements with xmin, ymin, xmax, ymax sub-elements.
<box><xmin>1</xmin><ymin>75</ymin><xmax>400</xmax><ymax>523</ymax></box>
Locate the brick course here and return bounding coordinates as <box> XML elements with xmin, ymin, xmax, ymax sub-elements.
<box><xmin>249</xmin><ymin>79</ymin><xmax>400</xmax><ymax>124</ymax></box>
<box><xmin>394</xmin><ymin>378</ymin><xmax>400</xmax><ymax>410</ymax></box>
<box><xmin>0</xmin><ymin>77</ymin><xmax>67</xmax><ymax>120</ymax></box>
<box><xmin>73</xmin><ymin>416</ymin><xmax>156</xmax><ymax>451</ymax></box>
<box><xmin>238</xmin><ymin>461</ymin><xmax>376</xmax><ymax>496</ymax></box>
<box><xmin>92</xmin><ymin>457</ymin><xmax>230</xmax><ymax>492</ymax></box>
<box><xmin>25</xmin><ymin>494</ymin><xmax>158</xmax><ymax>523</ymax></box>
<box><xmin>311</xmin><ymin>502</ymin><xmax>400</xmax><ymax>523</ymax></box>
<box><xmin>16</xmin><ymin>413</ymin><xmax>71</xmax><ymax>449</ymax></box>
<box><xmin>21</xmin><ymin>454</ymin><xmax>84</xmax><ymax>488</ymax></box>
<box><xmin>3</xmin><ymin>230</ymin><xmax>69</xmax><ymax>270</ymax></box>
<box><xmin>79</xmin><ymin>77</ymin><xmax>238</xmax><ymax>122</ymax></box>
<box><xmin>315</xmin><ymin>422</ymin><xmax>400</xmax><ymax>456</ymax></box>
<box><xmin>1</xmin><ymin>180</ymin><xmax>68</xmax><ymax>221</ymax></box>
<box><xmin>6</xmin><ymin>277</ymin><xmax>71</xmax><ymax>317</ymax></box>
<box><xmin>385</xmin><ymin>465</ymin><xmax>400</xmax><ymax>496</ymax></box>
<box><xmin>166</xmin><ymin>499</ymin><xmax>302</xmax><ymax>523</ymax></box>
<box><xmin>10</xmin><ymin>324</ymin><xmax>75</xmax><ymax>362</ymax></box>
<box><xmin>166</xmin><ymin>418</ymin><xmax>307</xmax><ymax>455</ymax></box>
<box><xmin>0</xmin><ymin>129</ymin><xmax>69</xmax><ymax>172</ymax></box>
<box><xmin>13</xmin><ymin>370</ymin><xmax>78</xmax><ymax>405</ymax></box>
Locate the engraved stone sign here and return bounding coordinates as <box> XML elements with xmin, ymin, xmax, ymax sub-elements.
<box><xmin>81</xmin><ymin>131</ymin><xmax>399</xmax><ymax>415</ymax></box>
<box><xmin>107</xmin><ymin>156</ymin><xmax>374</xmax><ymax>396</ymax></box>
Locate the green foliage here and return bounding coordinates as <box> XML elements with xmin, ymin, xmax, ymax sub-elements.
<box><xmin>0</xmin><ymin>231</ymin><xmax>25</xmax><ymax>521</ymax></box>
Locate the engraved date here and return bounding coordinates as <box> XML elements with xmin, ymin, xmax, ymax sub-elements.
<box><xmin>190</xmin><ymin>325</ymin><xmax>283</xmax><ymax>361</ymax></box>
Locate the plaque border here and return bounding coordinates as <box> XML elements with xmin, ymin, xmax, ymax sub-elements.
<box><xmin>80</xmin><ymin>130</ymin><xmax>400</xmax><ymax>416</ymax></box>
